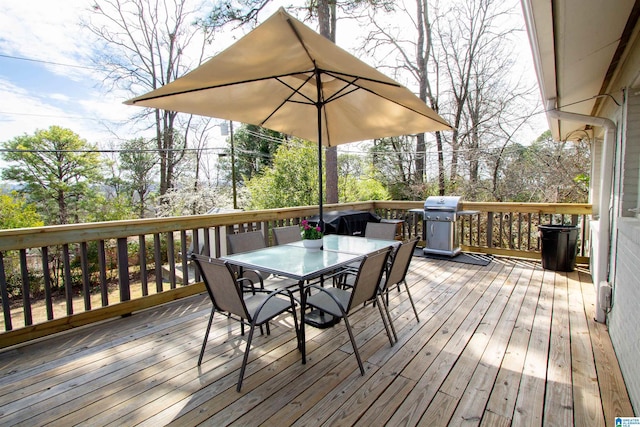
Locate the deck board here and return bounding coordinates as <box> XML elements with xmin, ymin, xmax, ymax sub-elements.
<box><xmin>0</xmin><ymin>256</ymin><xmax>633</xmax><ymax>426</ymax></box>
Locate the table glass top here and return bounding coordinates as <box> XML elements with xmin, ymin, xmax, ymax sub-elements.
<box><xmin>221</xmin><ymin>244</ymin><xmax>361</xmax><ymax>281</ymax></box>
<box><xmin>287</xmin><ymin>234</ymin><xmax>398</xmax><ymax>255</ymax></box>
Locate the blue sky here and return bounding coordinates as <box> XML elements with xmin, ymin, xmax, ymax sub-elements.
<box><xmin>0</xmin><ymin>0</ymin><xmax>547</xmax><ymax>172</ymax></box>
<box><xmin>0</xmin><ymin>1</ymin><xmax>137</xmax><ymax>150</ymax></box>
<box><xmin>0</xmin><ymin>0</ymin><xmax>128</xmax><ymax>148</ymax></box>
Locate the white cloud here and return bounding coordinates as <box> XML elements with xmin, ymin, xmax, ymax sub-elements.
<box><xmin>0</xmin><ymin>77</ymin><xmax>110</xmax><ymax>142</ymax></box>
<box><xmin>0</xmin><ymin>1</ymin><xmax>136</xmax><ymax>147</ymax></box>
<box><xmin>49</xmin><ymin>93</ymin><xmax>71</xmax><ymax>102</ymax></box>
<box><xmin>0</xmin><ymin>1</ymin><xmax>90</xmax><ymax>69</ymax></box>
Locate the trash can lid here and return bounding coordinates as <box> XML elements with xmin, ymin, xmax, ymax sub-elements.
<box><xmin>538</xmin><ymin>224</ymin><xmax>579</xmax><ymax>231</ymax></box>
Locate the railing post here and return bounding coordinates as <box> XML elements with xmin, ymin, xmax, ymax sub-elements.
<box><xmin>62</xmin><ymin>244</ymin><xmax>73</xmax><ymax>315</ymax></box>
<box><xmin>41</xmin><ymin>247</ymin><xmax>53</xmax><ymax>320</ymax></box>
<box><xmin>487</xmin><ymin>212</ymin><xmax>494</xmax><ymax>248</ymax></box>
<box><xmin>214</xmin><ymin>226</ymin><xmax>222</xmax><ymax>259</ymax></box>
<box><xmin>0</xmin><ymin>252</ymin><xmax>13</xmax><ymax>331</ymax></box>
<box><xmin>138</xmin><ymin>236</ymin><xmax>148</xmax><ymax>297</ymax></box>
<box><xmin>180</xmin><ymin>230</ymin><xmax>188</xmax><ymax>286</ymax></box>
<box><xmin>167</xmin><ymin>232</ymin><xmax>176</xmax><ymax>289</ymax></box>
<box><xmin>192</xmin><ymin>229</ymin><xmax>201</xmax><ymax>282</ymax></box>
<box><xmin>517</xmin><ymin>213</ymin><xmax>522</xmax><ymax>250</ymax></box>
<box><xmin>203</xmin><ymin>227</ymin><xmax>211</xmax><ymax>255</ymax></box>
<box><xmin>81</xmin><ymin>242</ymin><xmax>91</xmax><ymax>311</ymax></box>
<box><xmin>97</xmin><ymin>240</ymin><xmax>109</xmax><ymax>306</ymax></box>
<box><xmin>19</xmin><ymin>249</ymin><xmax>33</xmax><ymax>326</ymax></box>
<box><xmin>117</xmin><ymin>238</ymin><xmax>131</xmax><ymax>302</ymax></box>
<box><xmin>153</xmin><ymin>234</ymin><xmax>162</xmax><ymax>293</ymax></box>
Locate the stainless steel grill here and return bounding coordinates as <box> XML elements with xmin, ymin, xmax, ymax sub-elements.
<box><xmin>423</xmin><ymin>196</ymin><xmax>463</xmax><ymax>256</ymax></box>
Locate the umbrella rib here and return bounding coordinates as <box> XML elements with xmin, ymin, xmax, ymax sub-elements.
<box><xmin>326</xmin><ymin>72</ymin><xmax>450</xmax><ymax>126</ymax></box>
<box><xmin>259</xmin><ymin>75</ymin><xmax>317</xmax><ymax>127</ymax></box>
<box><xmin>276</xmin><ymin>75</ymin><xmax>316</xmax><ymax>105</ymax></box>
<box><xmin>129</xmin><ymin>71</ymin><xmax>317</xmax><ymax>103</ymax></box>
<box><xmin>318</xmin><ymin>70</ymin><xmax>448</xmax><ymax>125</ymax></box>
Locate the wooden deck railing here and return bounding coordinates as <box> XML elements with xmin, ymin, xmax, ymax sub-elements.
<box><xmin>0</xmin><ymin>200</ymin><xmax>591</xmax><ymax>347</ymax></box>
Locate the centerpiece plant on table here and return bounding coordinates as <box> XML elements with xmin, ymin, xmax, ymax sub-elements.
<box><xmin>300</xmin><ymin>220</ymin><xmax>322</xmax><ymax>240</ymax></box>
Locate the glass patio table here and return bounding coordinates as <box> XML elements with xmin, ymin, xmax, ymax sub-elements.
<box><xmin>287</xmin><ymin>234</ymin><xmax>400</xmax><ymax>254</ymax></box>
<box><xmin>220</xmin><ymin>243</ymin><xmax>363</xmax><ymax>364</ymax></box>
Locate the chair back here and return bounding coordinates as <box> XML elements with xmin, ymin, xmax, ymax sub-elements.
<box><xmin>385</xmin><ymin>238</ymin><xmax>419</xmax><ymax>288</ymax></box>
<box><xmin>191</xmin><ymin>254</ymin><xmax>249</xmax><ymax>319</ymax></box>
<box><xmin>349</xmin><ymin>247</ymin><xmax>392</xmax><ymax>309</ymax></box>
<box><xmin>227</xmin><ymin>230</ymin><xmax>266</xmax><ymax>254</ymax></box>
<box><xmin>273</xmin><ymin>225</ymin><xmax>302</xmax><ymax>245</ymax></box>
<box><xmin>364</xmin><ymin>222</ymin><xmax>397</xmax><ymax>240</ymax></box>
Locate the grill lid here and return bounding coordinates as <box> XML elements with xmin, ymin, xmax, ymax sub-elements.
<box><xmin>424</xmin><ymin>196</ymin><xmax>462</xmax><ymax>211</ymax></box>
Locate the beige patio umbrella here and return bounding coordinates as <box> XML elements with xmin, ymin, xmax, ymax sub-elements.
<box><xmin>126</xmin><ymin>7</ymin><xmax>451</xmax><ymax>226</ymax></box>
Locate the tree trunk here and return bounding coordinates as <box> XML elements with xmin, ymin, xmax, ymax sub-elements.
<box><xmin>415</xmin><ymin>133</ymin><xmax>425</xmax><ymax>183</ymax></box>
<box><xmin>319</xmin><ymin>0</ymin><xmax>339</xmax><ymax>204</ymax></box>
<box><xmin>435</xmin><ymin>131</ymin><xmax>446</xmax><ymax>195</ymax></box>
<box><xmin>156</xmin><ymin>110</ymin><xmax>168</xmax><ymax>196</ymax></box>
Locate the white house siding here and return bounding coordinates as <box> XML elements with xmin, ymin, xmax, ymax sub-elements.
<box><xmin>610</xmin><ymin>89</ymin><xmax>640</xmax><ymax>414</ymax></box>
<box><xmin>611</xmin><ymin>218</ymin><xmax>640</xmax><ymax>413</ymax></box>
<box><xmin>620</xmin><ymin>92</ymin><xmax>640</xmax><ymax>216</ymax></box>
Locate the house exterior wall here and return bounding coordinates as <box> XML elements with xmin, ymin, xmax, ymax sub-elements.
<box><xmin>609</xmin><ymin>91</ymin><xmax>640</xmax><ymax>413</ymax></box>
<box><xmin>611</xmin><ymin>218</ymin><xmax>640</xmax><ymax>413</ymax></box>
<box><xmin>620</xmin><ymin>92</ymin><xmax>640</xmax><ymax>216</ymax></box>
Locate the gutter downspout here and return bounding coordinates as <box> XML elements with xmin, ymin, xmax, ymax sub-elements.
<box><xmin>545</xmin><ymin>98</ymin><xmax>615</xmax><ymax>323</ymax></box>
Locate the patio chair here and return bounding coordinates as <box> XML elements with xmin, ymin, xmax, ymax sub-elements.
<box><xmin>190</xmin><ymin>253</ymin><xmax>300</xmax><ymax>392</ymax></box>
<box><xmin>364</xmin><ymin>222</ymin><xmax>397</xmax><ymax>240</ymax></box>
<box><xmin>227</xmin><ymin>230</ymin><xmax>297</xmax><ymax>290</ymax></box>
<box><xmin>272</xmin><ymin>225</ymin><xmax>302</xmax><ymax>245</ymax></box>
<box><xmin>227</xmin><ymin>230</ymin><xmax>268</xmax><ymax>253</ymax></box>
<box><xmin>304</xmin><ymin>246</ymin><xmax>394</xmax><ymax>375</ymax></box>
<box><xmin>227</xmin><ymin>230</ymin><xmax>269</xmax><ymax>285</ymax></box>
<box><xmin>379</xmin><ymin>238</ymin><xmax>421</xmax><ymax>343</ymax></box>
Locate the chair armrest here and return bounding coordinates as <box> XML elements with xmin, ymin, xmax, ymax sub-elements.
<box><xmin>237</xmin><ymin>276</ymin><xmax>259</xmax><ymax>294</ymax></box>
<box><xmin>238</xmin><ymin>269</ymin><xmax>265</xmax><ymax>292</ymax></box>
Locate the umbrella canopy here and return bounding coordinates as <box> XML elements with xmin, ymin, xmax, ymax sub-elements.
<box><xmin>126</xmin><ymin>7</ymin><xmax>451</xmax><ymax>225</ymax></box>
<box><xmin>126</xmin><ymin>7</ymin><xmax>450</xmax><ymax>145</ymax></box>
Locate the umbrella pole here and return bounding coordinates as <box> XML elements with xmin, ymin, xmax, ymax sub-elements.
<box><xmin>316</xmin><ymin>68</ymin><xmax>324</xmax><ymax>234</ymax></box>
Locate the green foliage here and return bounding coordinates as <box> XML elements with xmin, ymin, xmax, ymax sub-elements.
<box><xmin>353</xmin><ymin>177</ymin><xmax>390</xmax><ymax>201</ymax></box>
<box><xmin>0</xmin><ymin>192</ymin><xmax>44</xmax><ymax>230</ymax></box>
<box><xmin>338</xmin><ymin>155</ymin><xmax>390</xmax><ymax>201</ymax></box>
<box><xmin>84</xmin><ymin>194</ymin><xmax>136</xmax><ymax>222</ymax></box>
<box><xmin>491</xmin><ymin>131</ymin><xmax>590</xmax><ymax>203</ymax></box>
<box><xmin>246</xmin><ymin>141</ymin><xmax>321</xmax><ymax>209</ymax></box>
<box><xmin>202</xmin><ymin>0</ymin><xmax>396</xmax><ymax>28</ymax></box>
<box><xmin>1</xmin><ymin>126</ymin><xmax>105</xmax><ymax>225</ymax></box>
<box><xmin>1</xmin><ymin>253</ymin><xmax>45</xmax><ymax>299</ymax></box>
<box><xmin>225</xmin><ymin>124</ymin><xmax>285</xmax><ymax>184</ymax></box>
<box><xmin>119</xmin><ymin>137</ymin><xmax>158</xmax><ymax>217</ymax></box>
<box><xmin>301</xmin><ymin>219</ymin><xmax>322</xmax><ymax>239</ymax></box>
<box><xmin>368</xmin><ymin>136</ymin><xmax>424</xmax><ymax>200</ymax></box>
<box><xmin>246</xmin><ymin>141</ymin><xmax>390</xmax><ymax>209</ymax></box>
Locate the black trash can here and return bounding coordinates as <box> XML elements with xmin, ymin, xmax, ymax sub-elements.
<box><xmin>538</xmin><ymin>224</ymin><xmax>579</xmax><ymax>272</ymax></box>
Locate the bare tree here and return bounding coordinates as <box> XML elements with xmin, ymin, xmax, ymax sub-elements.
<box><xmin>200</xmin><ymin>0</ymin><xmax>393</xmax><ymax>204</ymax></box>
<box><xmin>363</xmin><ymin>0</ymin><xmax>446</xmax><ymax>195</ymax></box>
<box><xmin>493</xmin><ymin>131</ymin><xmax>590</xmax><ymax>203</ymax></box>
<box><xmin>84</xmin><ymin>0</ymin><xmax>213</xmax><ymax>197</ymax></box>
<box><xmin>369</xmin><ymin>136</ymin><xmax>424</xmax><ymax>199</ymax></box>
<box><xmin>364</xmin><ymin>0</ymin><xmax>530</xmax><ymax>199</ymax></box>
<box><xmin>119</xmin><ymin>137</ymin><xmax>158</xmax><ymax>217</ymax></box>
<box><xmin>434</xmin><ymin>0</ymin><xmax>522</xmax><ymax>194</ymax></box>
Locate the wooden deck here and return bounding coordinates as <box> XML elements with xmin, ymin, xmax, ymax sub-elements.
<box><xmin>0</xmin><ymin>255</ymin><xmax>633</xmax><ymax>426</ymax></box>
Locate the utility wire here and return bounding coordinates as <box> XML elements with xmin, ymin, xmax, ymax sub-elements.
<box><xmin>0</xmin><ymin>110</ymin><xmax>122</xmax><ymax>122</ymax></box>
<box><xmin>0</xmin><ymin>53</ymin><xmax>104</xmax><ymax>71</ymax></box>
<box><xmin>0</xmin><ymin>147</ymin><xmax>225</xmax><ymax>154</ymax></box>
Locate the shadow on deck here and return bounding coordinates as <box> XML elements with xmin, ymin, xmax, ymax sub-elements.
<box><xmin>0</xmin><ymin>255</ymin><xmax>633</xmax><ymax>426</ymax></box>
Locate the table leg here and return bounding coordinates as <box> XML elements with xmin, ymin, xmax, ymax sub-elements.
<box><xmin>299</xmin><ymin>280</ymin><xmax>306</xmax><ymax>364</ymax></box>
